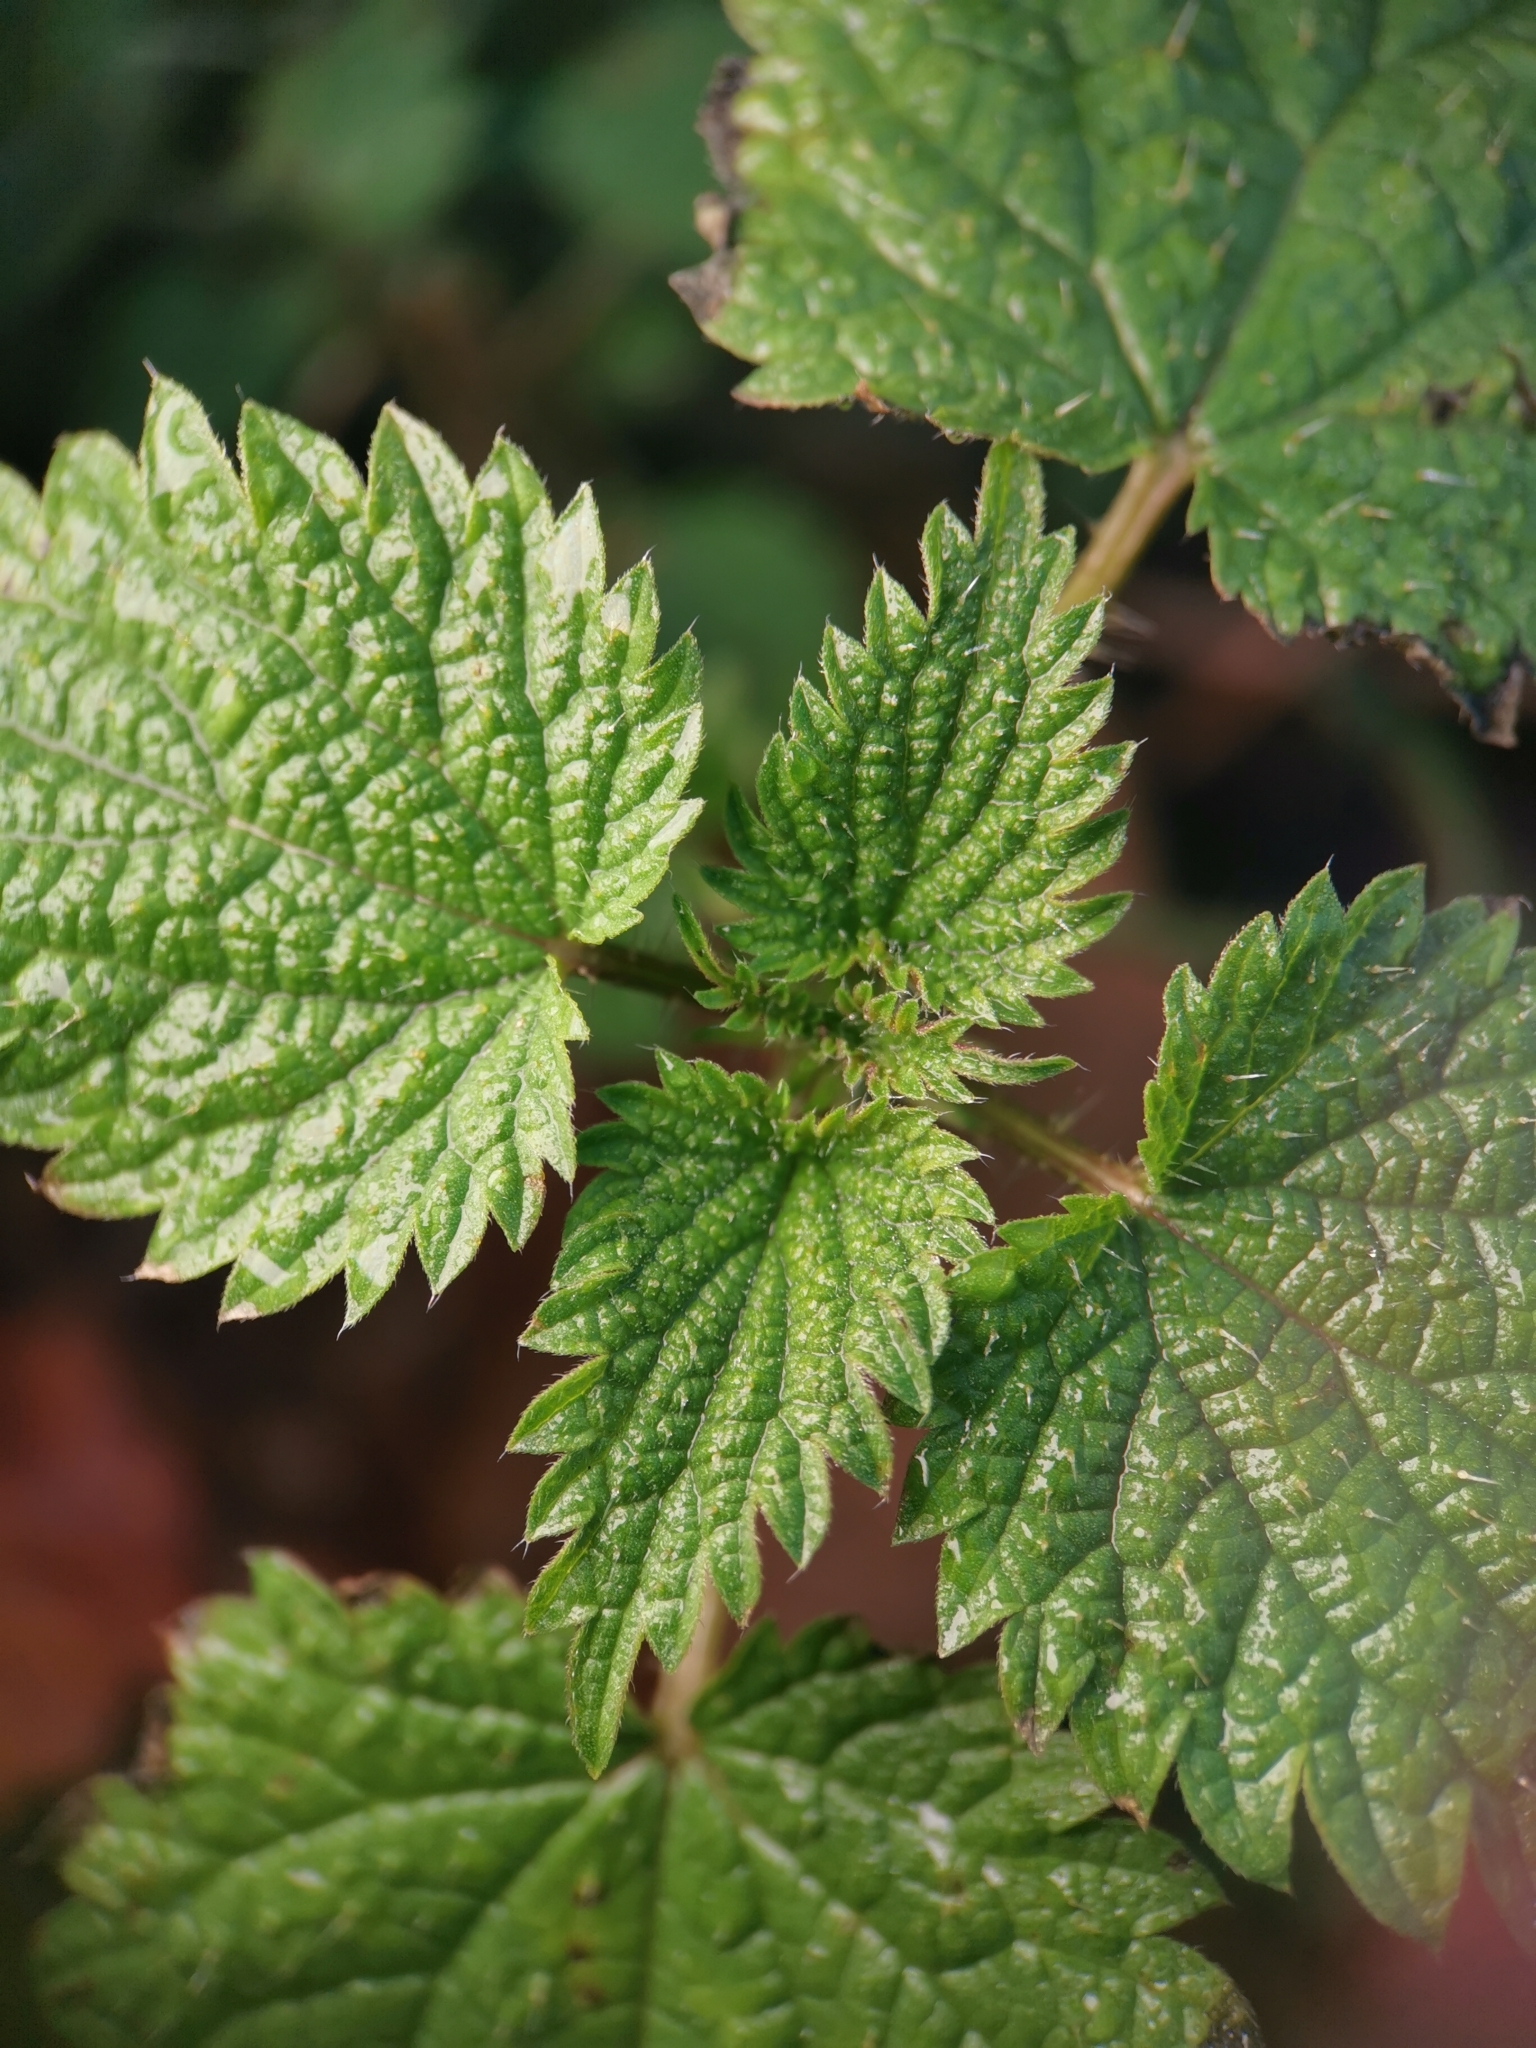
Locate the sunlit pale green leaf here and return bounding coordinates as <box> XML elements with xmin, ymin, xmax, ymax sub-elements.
<box><xmin>513</xmin><ymin>1053</ymin><xmax>990</xmax><ymax>1771</ymax></box>
<box><xmin>34</xmin><ymin>1553</ymin><xmax>1258</xmax><ymax>2048</ymax></box>
<box><xmin>902</xmin><ymin>869</ymin><xmax>1536</xmax><ymax>1938</ymax></box>
<box><xmin>0</xmin><ymin>378</ymin><xmax>701</xmax><ymax>1322</ymax></box>
<box><xmin>682</xmin><ymin>1</ymin><xmax>1536</xmax><ymax>723</ymax></box>
<box><xmin>703</xmin><ymin>443</ymin><xmax>1130</xmax><ymax>1038</ymax></box>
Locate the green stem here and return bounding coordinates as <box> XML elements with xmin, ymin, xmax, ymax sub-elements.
<box><xmin>556</xmin><ymin>938</ymin><xmax>702</xmax><ymax>1002</ymax></box>
<box><xmin>965</xmin><ymin>1093</ymin><xmax>1152</xmax><ymax>1210</ymax></box>
<box><xmin>564</xmin><ymin>949</ymin><xmax>1149</xmax><ymax>1214</ymax></box>
<box><xmin>1059</xmin><ymin>435</ymin><xmax>1197</xmax><ymax>612</ymax></box>
<box><xmin>651</xmin><ymin>1583</ymin><xmax>731</xmax><ymax>1763</ymax></box>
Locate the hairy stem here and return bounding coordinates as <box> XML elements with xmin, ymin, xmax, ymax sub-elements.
<box><xmin>563</xmin><ymin>942</ymin><xmax>1154</xmax><ymax>1214</ymax></box>
<box><xmin>558</xmin><ymin>937</ymin><xmax>703</xmax><ymax>1002</ymax></box>
<box><xmin>966</xmin><ymin>1093</ymin><xmax>1152</xmax><ymax>1210</ymax></box>
<box><xmin>566</xmin><ymin>944</ymin><xmax>1154</xmax><ymax>1222</ymax></box>
<box><xmin>1059</xmin><ymin>435</ymin><xmax>1197</xmax><ymax>612</ymax></box>
<box><xmin>652</xmin><ymin>1583</ymin><xmax>731</xmax><ymax>1763</ymax></box>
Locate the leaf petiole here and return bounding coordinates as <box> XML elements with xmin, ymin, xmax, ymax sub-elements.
<box><xmin>650</xmin><ymin>1581</ymin><xmax>732</xmax><ymax>1763</ymax></box>
<box><xmin>1058</xmin><ymin>434</ymin><xmax>1196</xmax><ymax>611</ymax></box>
<box><xmin>557</xmin><ymin>936</ymin><xmax>704</xmax><ymax>1002</ymax></box>
<box><xmin>961</xmin><ymin>1093</ymin><xmax>1151</xmax><ymax>1209</ymax></box>
<box><xmin>563</xmin><ymin>939</ymin><xmax>1152</xmax><ymax>1208</ymax></box>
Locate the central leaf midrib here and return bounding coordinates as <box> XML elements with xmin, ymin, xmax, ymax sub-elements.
<box><xmin>16</xmin><ymin>525</ymin><xmax>567</xmax><ymax>935</ymax></box>
<box><xmin>166</xmin><ymin>1770</ymin><xmax>620</xmax><ymax>2046</ymax></box>
<box><xmin>4</xmin><ymin>956</ymin><xmax>543</xmax><ymax>1156</ymax></box>
<box><xmin>545</xmin><ymin>1160</ymin><xmax>789</xmax><ymax>1513</ymax></box>
<box><xmin>1162</xmin><ymin>17</ymin><xmax>1368</xmax><ymax>440</ymax></box>
<box><xmin>850</xmin><ymin>668</ymin><xmax>1057</xmax><ymax>964</ymax></box>
<box><xmin>0</xmin><ymin>714</ymin><xmax>562</xmax><ymax>977</ymax></box>
<box><xmin>686</xmin><ymin>1740</ymin><xmax>949</xmax><ymax>2037</ymax></box>
<box><xmin>411</xmin><ymin>1755</ymin><xmax>665</xmax><ymax>2048</ymax></box>
<box><xmin>1164</xmin><ymin>908</ymin><xmax>1446</xmax><ymax>1179</ymax></box>
<box><xmin>1173</xmin><ymin>942</ymin><xmax>1511</xmax><ymax>1188</ymax></box>
<box><xmin>815</xmin><ymin>27</ymin><xmax>1164</xmax><ymax>434</ymax></box>
<box><xmin>934</xmin><ymin>1269</ymin><xmax>1138</xmax><ymax>1624</ymax></box>
<box><xmin>1137</xmin><ymin>1195</ymin><xmax>1383</xmax><ymax>1383</ymax></box>
<box><xmin>1131</xmin><ymin>3</ymin><xmax>1517</xmax><ymax>449</ymax></box>
<box><xmin>660</xmin><ymin>1143</ymin><xmax>805</xmax><ymax>1488</ymax></box>
<box><xmin>694</xmin><ymin>1733</ymin><xmax>1150</xmax><ymax>2022</ymax></box>
<box><xmin>1106</xmin><ymin>1204</ymin><xmax>1512</xmax><ymax>1853</ymax></box>
<box><xmin>1196</xmin><ymin>218</ymin><xmax>1536</xmax><ymax>461</ymax></box>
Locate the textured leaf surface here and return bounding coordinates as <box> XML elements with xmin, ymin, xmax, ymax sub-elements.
<box><xmin>35</xmin><ymin>1553</ymin><xmax>1257</xmax><ymax>2048</ymax></box>
<box><xmin>705</xmin><ymin>443</ymin><xmax>1129</xmax><ymax>1028</ymax></box>
<box><xmin>902</xmin><ymin>870</ymin><xmax>1536</xmax><ymax>1937</ymax></box>
<box><xmin>676</xmin><ymin>901</ymin><xmax>1072</xmax><ymax>1105</ymax></box>
<box><xmin>684</xmin><ymin>0</ymin><xmax>1536</xmax><ymax>711</ymax></box>
<box><xmin>514</xmin><ymin>1054</ymin><xmax>990</xmax><ymax>1770</ymax></box>
<box><xmin>0</xmin><ymin>380</ymin><xmax>701</xmax><ymax>1320</ymax></box>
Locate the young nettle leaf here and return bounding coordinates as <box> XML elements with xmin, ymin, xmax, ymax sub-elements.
<box><xmin>677</xmin><ymin>903</ymin><xmax>1070</xmax><ymax>1104</ymax></box>
<box><xmin>0</xmin><ymin>379</ymin><xmax>700</xmax><ymax>1322</ymax></box>
<box><xmin>680</xmin><ymin>1</ymin><xmax>1536</xmax><ymax>729</ymax></box>
<box><xmin>512</xmin><ymin>1054</ymin><xmax>990</xmax><ymax>1771</ymax></box>
<box><xmin>902</xmin><ymin>870</ymin><xmax>1536</xmax><ymax>1940</ymax></box>
<box><xmin>825</xmin><ymin>986</ymin><xmax>1071</xmax><ymax>1104</ymax></box>
<box><xmin>702</xmin><ymin>443</ymin><xmax>1131</xmax><ymax>1030</ymax></box>
<box><xmin>35</xmin><ymin>1553</ymin><xmax>1259</xmax><ymax>2048</ymax></box>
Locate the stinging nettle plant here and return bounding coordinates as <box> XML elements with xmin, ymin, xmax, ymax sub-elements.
<box><xmin>9</xmin><ymin>3</ymin><xmax>1536</xmax><ymax>2041</ymax></box>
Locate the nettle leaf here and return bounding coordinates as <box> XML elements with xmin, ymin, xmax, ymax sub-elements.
<box><xmin>681</xmin><ymin>1</ymin><xmax>1536</xmax><ymax>727</ymax></box>
<box><xmin>0</xmin><ymin>378</ymin><xmax>700</xmax><ymax>1322</ymax></box>
<box><xmin>35</xmin><ymin>1553</ymin><xmax>1259</xmax><ymax>2048</ymax></box>
<box><xmin>901</xmin><ymin>869</ymin><xmax>1536</xmax><ymax>1938</ymax></box>
<box><xmin>705</xmin><ymin>443</ymin><xmax>1130</xmax><ymax>1027</ymax></box>
<box><xmin>825</xmin><ymin>987</ymin><xmax>1072</xmax><ymax>1104</ymax></box>
<box><xmin>513</xmin><ymin>1054</ymin><xmax>991</xmax><ymax>1772</ymax></box>
<box><xmin>677</xmin><ymin>903</ymin><xmax>1071</xmax><ymax>1104</ymax></box>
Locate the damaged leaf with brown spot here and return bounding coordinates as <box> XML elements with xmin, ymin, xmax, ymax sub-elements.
<box><xmin>677</xmin><ymin>0</ymin><xmax>1536</xmax><ymax>728</ymax></box>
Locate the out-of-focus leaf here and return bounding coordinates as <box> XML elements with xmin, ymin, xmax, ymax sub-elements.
<box><xmin>528</xmin><ymin>0</ymin><xmax>743</xmax><ymax>264</ymax></box>
<box><xmin>35</xmin><ymin>1554</ymin><xmax>1258</xmax><ymax>2048</ymax></box>
<box><xmin>238</xmin><ymin>0</ymin><xmax>488</xmax><ymax>246</ymax></box>
<box><xmin>636</xmin><ymin>474</ymin><xmax>862</xmax><ymax>790</ymax></box>
<box><xmin>0</xmin><ymin>0</ymin><xmax>167</xmax><ymax>321</ymax></box>
<box><xmin>76</xmin><ymin>261</ymin><xmax>326</xmax><ymax>446</ymax></box>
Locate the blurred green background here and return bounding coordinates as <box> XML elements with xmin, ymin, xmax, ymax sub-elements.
<box><xmin>4</xmin><ymin>4</ymin><xmax>1536</xmax><ymax>2044</ymax></box>
<box><xmin>0</xmin><ymin>0</ymin><xmax>880</xmax><ymax>808</ymax></box>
